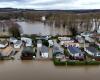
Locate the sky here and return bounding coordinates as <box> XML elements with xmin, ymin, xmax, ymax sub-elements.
<box><xmin>0</xmin><ymin>0</ymin><xmax>100</xmax><ymax>10</ymax></box>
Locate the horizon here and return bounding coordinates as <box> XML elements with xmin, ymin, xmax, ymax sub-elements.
<box><xmin>0</xmin><ymin>0</ymin><xmax>100</xmax><ymax>10</ymax></box>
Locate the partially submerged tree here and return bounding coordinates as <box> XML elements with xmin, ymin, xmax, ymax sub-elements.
<box><xmin>9</xmin><ymin>23</ymin><xmax>22</xmax><ymax>38</ymax></box>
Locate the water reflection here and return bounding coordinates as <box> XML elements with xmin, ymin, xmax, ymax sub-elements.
<box><xmin>17</xmin><ymin>21</ymin><xmax>70</xmax><ymax>36</ymax></box>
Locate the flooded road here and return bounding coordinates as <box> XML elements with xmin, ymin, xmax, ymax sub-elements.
<box><xmin>17</xmin><ymin>21</ymin><xmax>70</xmax><ymax>36</ymax></box>
<box><xmin>0</xmin><ymin>60</ymin><xmax>100</xmax><ymax>80</ymax></box>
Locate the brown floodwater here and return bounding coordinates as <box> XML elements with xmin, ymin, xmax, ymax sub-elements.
<box><xmin>0</xmin><ymin>60</ymin><xmax>100</xmax><ymax>80</ymax></box>
<box><xmin>17</xmin><ymin>21</ymin><xmax>70</xmax><ymax>36</ymax></box>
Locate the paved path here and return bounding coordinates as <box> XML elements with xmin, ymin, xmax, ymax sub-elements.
<box><xmin>14</xmin><ymin>47</ymin><xmax>23</xmax><ymax>60</ymax></box>
<box><xmin>36</xmin><ymin>47</ymin><xmax>41</xmax><ymax>59</ymax></box>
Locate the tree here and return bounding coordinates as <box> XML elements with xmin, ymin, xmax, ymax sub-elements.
<box><xmin>9</xmin><ymin>23</ymin><xmax>21</xmax><ymax>38</ymax></box>
<box><xmin>69</xmin><ymin>27</ymin><xmax>78</xmax><ymax>37</ymax></box>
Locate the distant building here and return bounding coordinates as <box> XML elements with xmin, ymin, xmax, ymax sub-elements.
<box><xmin>41</xmin><ymin>16</ymin><xmax>46</xmax><ymax>21</ymax></box>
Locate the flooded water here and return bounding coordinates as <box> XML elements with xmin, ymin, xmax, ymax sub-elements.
<box><xmin>17</xmin><ymin>21</ymin><xmax>70</xmax><ymax>36</ymax></box>
<box><xmin>0</xmin><ymin>60</ymin><xmax>100</xmax><ymax>80</ymax></box>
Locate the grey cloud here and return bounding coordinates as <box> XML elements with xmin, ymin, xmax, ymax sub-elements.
<box><xmin>30</xmin><ymin>0</ymin><xmax>74</xmax><ymax>5</ymax></box>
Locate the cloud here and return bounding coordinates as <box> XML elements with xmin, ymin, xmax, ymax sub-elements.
<box><xmin>0</xmin><ymin>0</ymin><xmax>100</xmax><ymax>10</ymax></box>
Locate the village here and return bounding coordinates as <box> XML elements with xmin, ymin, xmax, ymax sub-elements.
<box><xmin>0</xmin><ymin>30</ymin><xmax>100</xmax><ymax>66</ymax></box>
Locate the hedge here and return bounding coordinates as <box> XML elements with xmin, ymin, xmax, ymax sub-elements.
<box><xmin>67</xmin><ymin>61</ymin><xmax>100</xmax><ymax>65</ymax></box>
<box><xmin>53</xmin><ymin>58</ymin><xmax>66</xmax><ymax>66</ymax></box>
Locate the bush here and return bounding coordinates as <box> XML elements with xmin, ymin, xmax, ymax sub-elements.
<box><xmin>42</xmin><ymin>40</ymin><xmax>49</xmax><ymax>47</ymax></box>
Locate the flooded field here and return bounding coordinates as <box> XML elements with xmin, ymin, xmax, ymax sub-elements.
<box><xmin>0</xmin><ymin>60</ymin><xmax>100</xmax><ymax>80</ymax></box>
<box><xmin>17</xmin><ymin>21</ymin><xmax>70</xmax><ymax>36</ymax></box>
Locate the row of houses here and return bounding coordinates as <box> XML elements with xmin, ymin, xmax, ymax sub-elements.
<box><xmin>57</xmin><ymin>34</ymin><xmax>100</xmax><ymax>61</ymax></box>
<box><xmin>9</xmin><ymin>37</ymin><xmax>33</xmax><ymax>48</ymax></box>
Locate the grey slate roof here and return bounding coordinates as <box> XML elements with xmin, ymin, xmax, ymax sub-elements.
<box><xmin>86</xmin><ymin>47</ymin><xmax>100</xmax><ymax>55</ymax></box>
<box><xmin>68</xmin><ymin>46</ymin><xmax>83</xmax><ymax>54</ymax></box>
<box><xmin>41</xmin><ymin>46</ymin><xmax>48</xmax><ymax>53</ymax></box>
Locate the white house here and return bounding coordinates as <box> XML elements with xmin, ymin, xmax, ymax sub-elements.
<box><xmin>58</xmin><ymin>37</ymin><xmax>74</xmax><ymax>45</ymax></box>
<box><xmin>41</xmin><ymin>16</ymin><xmax>46</xmax><ymax>21</ymax></box>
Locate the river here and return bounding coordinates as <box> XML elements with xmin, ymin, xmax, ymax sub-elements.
<box><xmin>0</xmin><ymin>60</ymin><xmax>100</xmax><ymax>80</ymax></box>
<box><xmin>17</xmin><ymin>21</ymin><xmax>71</xmax><ymax>36</ymax></box>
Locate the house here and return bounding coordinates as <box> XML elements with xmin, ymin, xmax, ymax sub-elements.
<box><xmin>84</xmin><ymin>47</ymin><xmax>100</xmax><ymax>58</ymax></box>
<box><xmin>41</xmin><ymin>16</ymin><xmax>46</xmax><ymax>21</ymax></box>
<box><xmin>14</xmin><ymin>40</ymin><xmax>22</xmax><ymax>48</ymax></box>
<box><xmin>58</xmin><ymin>37</ymin><xmax>74</xmax><ymax>45</ymax></box>
<box><xmin>67</xmin><ymin>46</ymin><xmax>84</xmax><ymax>60</ymax></box>
<box><xmin>21</xmin><ymin>47</ymin><xmax>35</xmax><ymax>60</ymax></box>
<box><xmin>40</xmin><ymin>46</ymin><xmax>48</xmax><ymax>58</ymax></box>
<box><xmin>21</xmin><ymin>37</ymin><xmax>32</xmax><ymax>47</ymax></box>
<box><xmin>37</xmin><ymin>40</ymin><xmax>42</xmax><ymax>48</ymax></box>
<box><xmin>64</xmin><ymin>42</ymin><xmax>80</xmax><ymax>47</ymax></box>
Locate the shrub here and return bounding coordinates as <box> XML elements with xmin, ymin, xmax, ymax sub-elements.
<box><xmin>42</xmin><ymin>40</ymin><xmax>49</xmax><ymax>47</ymax></box>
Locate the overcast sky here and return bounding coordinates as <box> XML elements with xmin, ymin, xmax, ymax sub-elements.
<box><xmin>0</xmin><ymin>0</ymin><xmax>100</xmax><ymax>10</ymax></box>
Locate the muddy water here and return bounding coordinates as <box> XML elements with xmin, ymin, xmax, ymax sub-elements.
<box><xmin>17</xmin><ymin>21</ymin><xmax>70</xmax><ymax>36</ymax></box>
<box><xmin>0</xmin><ymin>60</ymin><xmax>100</xmax><ymax>80</ymax></box>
